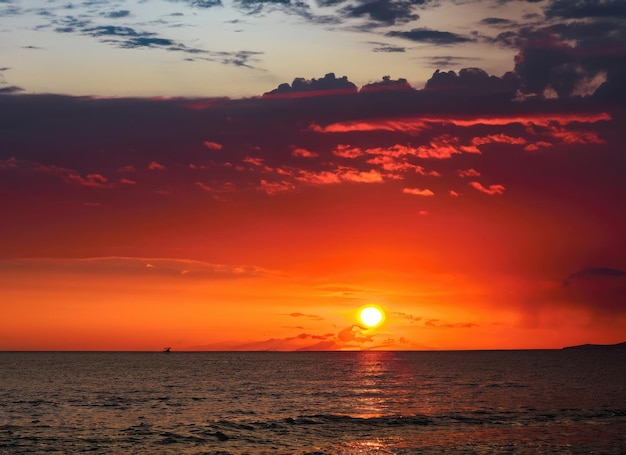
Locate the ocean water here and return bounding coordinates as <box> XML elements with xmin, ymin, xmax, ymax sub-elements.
<box><xmin>0</xmin><ymin>351</ymin><xmax>624</xmax><ymax>454</ymax></box>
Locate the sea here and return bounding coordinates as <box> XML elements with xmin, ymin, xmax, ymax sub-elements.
<box><xmin>0</xmin><ymin>350</ymin><xmax>624</xmax><ymax>454</ymax></box>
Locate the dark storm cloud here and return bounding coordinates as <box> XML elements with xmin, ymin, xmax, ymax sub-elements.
<box><xmin>480</xmin><ymin>17</ymin><xmax>515</xmax><ymax>27</ymax></box>
<box><xmin>513</xmin><ymin>34</ymin><xmax>625</xmax><ymax>99</ymax></box>
<box><xmin>544</xmin><ymin>0</ymin><xmax>626</xmax><ymax>18</ymax></box>
<box><xmin>419</xmin><ymin>55</ymin><xmax>479</xmax><ymax>68</ymax></box>
<box><xmin>339</xmin><ymin>0</ymin><xmax>421</xmax><ymax>26</ymax></box>
<box><xmin>360</xmin><ymin>75</ymin><xmax>413</xmax><ymax>93</ymax></box>
<box><xmin>0</xmin><ymin>86</ymin><xmax>24</xmax><ymax>94</ymax></box>
<box><xmin>425</xmin><ymin>68</ymin><xmax>520</xmax><ymax>98</ymax></box>
<box><xmin>486</xmin><ymin>7</ymin><xmax>626</xmax><ymax>101</ymax></box>
<box><xmin>386</xmin><ymin>28</ymin><xmax>474</xmax><ymax>44</ymax></box>
<box><xmin>315</xmin><ymin>0</ymin><xmax>347</xmax><ymax>6</ymax></box>
<box><xmin>264</xmin><ymin>73</ymin><xmax>358</xmax><ymax>96</ymax></box>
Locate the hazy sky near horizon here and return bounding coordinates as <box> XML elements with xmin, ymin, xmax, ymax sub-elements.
<box><xmin>1</xmin><ymin>0</ymin><xmax>625</xmax><ymax>351</ymax></box>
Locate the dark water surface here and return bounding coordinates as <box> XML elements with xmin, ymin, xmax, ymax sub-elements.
<box><xmin>1</xmin><ymin>350</ymin><xmax>624</xmax><ymax>454</ymax></box>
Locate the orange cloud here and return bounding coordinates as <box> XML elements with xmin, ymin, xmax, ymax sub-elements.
<box><xmin>340</xmin><ymin>169</ymin><xmax>384</xmax><ymax>183</ymax></box>
<box><xmin>402</xmin><ymin>187</ymin><xmax>435</xmax><ymax>196</ymax></box>
<box><xmin>469</xmin><ymin>181</ymin><xmax>505</xmax><ymax>195</ymax></box>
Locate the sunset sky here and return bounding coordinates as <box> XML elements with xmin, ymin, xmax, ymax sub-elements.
<box><xmin>1</xmin><ymin>0</ymin><xmax>625</xmax><ymax>351</ymax></box>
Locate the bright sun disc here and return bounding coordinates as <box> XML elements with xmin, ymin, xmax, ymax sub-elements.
<box><xmin>359</xmin><ymin>306</ymin><xmax>384</xmax><ymax>328</ymax></box>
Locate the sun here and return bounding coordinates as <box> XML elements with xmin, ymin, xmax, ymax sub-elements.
<box><xmin>359</xmin><ymin>306</ymin><xmax>385</xmax><ymax>328</ymax></box>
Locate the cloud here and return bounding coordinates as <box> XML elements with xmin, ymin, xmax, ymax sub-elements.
<box><xmin>0</xmin><ymin>66</ymin><xmax>23</xmax><ymax>94</ymax></box>
<box><xmin>339</xmin><ymin>0</ymin><xmax>422</xmax><ymax>26</ymax></box>
<box><xmin>386</xmin><ymin>27</ymin><xmax>474</xmax><ymax>45</ymax></box>
<box><xmin>263</xmin><ymin>73</ymin><xmax>358</xmax><ymax>97</ymax></box>
<box><xmin>544</xmin><ymin>0</ymin><xmax>626</xmax><ymax>19</ymax></box>
<box><xmin>419</xmin><ymin>55</ymin><xmax>479</xmax><ymax>68</ymax></box>
<box><xmin>0</xmin><ymin>86</ymin><xmax>24</xmax><ymax>94</ymax></box>
<box><xmin>372</xmin><ymin>45</ymin><xmax>405</xmax><ymax>53</ymax></box>
<box><xmin>469</xmin><ymin>181</ymin><xmax>505</xmax><ymax>195</ymax></box>
<box><xmin>291</xmin><ymin>147</ymin><xmax>318</xmax><ymax>158</ymax></box>
<box><xmin>148</xmin><ymin>161</ymin><xmax>166</xmax><ymax>171</ymax></box>
<box><xmin>257</xmin><ymin>179</ymin><xmax>296</xmax><ymax>194</ymax></box>
<box><xmin>424</xmin><ymin>319</ymin><xmax>478</xmax><ymax>329</ymax></box>
<box><xmin>0</xmin><ymin>157</ymin><xmax>115</xmax><ymax>188</ymax></box>
<box><xmin>402</xmin><ymin>187</ymin><xmax>434</xmax><ymax>196</ymax></box>
<box><xmin>458</xmin><ymin>168</ymin><xmax>480</xmax><ymax>178</ymax></box>
<box><xmin>472</xmin><ymin>134</ymin><xmax>526</xmax><ymax>146</ymax></box>
<box><xmin>287</xmin><ymin>312</ymin><xmax>324</xmax><ymax>321</ymax></box>
<box><xmin>333</xmin><ymin>144</ymin><xmax>364</xmax><ymax>158</ymax></box>
<box><xmin>203</xmin><ymin>141</ymin><xmax>224</xmax><ymax>150</ymax></box>
<box><xmin>43</xmin><ymin>15</ymin><xmax>263</xmax><ymax>68</ymax></box>
<box><xmin>169</xmin><ymin>0</ymin><xmax>223</xmax><ymax>7</ymax></box>
<box><xmin>105</xmin><ymin>10</ymin><xmax>130</xmax><ymax>18</ymax></box>
<box><xmin>360</xmin><ymin>75</ymin><xmax>413</xmax><ymax>93</ymax></box>
<box><xmin>506</xmin><ymin>17</ymin><xmax>626</xmax><ymax>100</ymax></box>
<box><xmin>480</xmin><ymin>17</ymin><xmax>515</xmax><ymax>27</ymax></box>
<box><xmin>393</xmin><ymin>311</ymin><xmax>422</xmax><ymax>322</ymax></box>
<box><xmin>425</xmin><ymin>68</ymin><xmax>521</xmax><ymax>98</ymax></box>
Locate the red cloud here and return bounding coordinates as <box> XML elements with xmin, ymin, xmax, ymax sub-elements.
<box><xmin>366</xmin><ymin>155</ymin><xmax>429</xmax><ymax>174</ymax></box>
<box><xmin>257</xmin><ymin>179</ymin><xmax>296</xmax><ymax>195</ymax></box>
<box><xmin>469</xmin><ymin>181</ymin><xmax>505</xmax><ymax>195</ymax></box>
<box><xmin>203</xmin><ymin>141</ymin><xmax>223</xmax><ymax>150</ymax></box>
<box><xmin>458</xmin><ymin>168</ymin><xmax>481</xmax><ymax>178</ymax></box>
<box><xmin>292</xmin><ymin>147</ymin><xmax>318</xmax><ymax>158</ymax></box>
<box><xmin>333</xmin><ymin>144</ymin><xmax>364</xmax><ymax>158</ymax></box>
<box><xmin>472</xmin><ymin>134</ymin><xmax>527</xmax><ymax>146</ymax></box>
<box><xmin>2</xmin><ymin>158</ymin><xmax>114</xmax><ymax>189</ymax></box>
<box><xmin>311</xmin><ymin>118</ymin><xmax>429</xmax><ymax>134</ymax></box>
<box><xmin>549</xmin><ymin>127</ymin><xmax>605</xmax><ymax>144</ymax></box>
<box><xmin>310</xmin><ymin>112</ymin><xmax>611</xmax><ymax>134</ymax></box>
<box><xmin>148</xmin><ymin>161</ymin><xmax>166</xmax><ymax>171</ymax></box>
<box><xmin>296</xmin><ymin>170</ymin><xmax>342</xmax><ymax>184</ymax></box>
<box><xmin>524</xmin><ymin>141</ymin><xmax>553</xmax><ymax>152</ymax></box>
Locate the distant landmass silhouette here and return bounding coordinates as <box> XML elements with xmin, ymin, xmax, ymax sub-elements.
<box><xmin>563</xmin><ymin>342</ymin><xmax>626</xmax><ymax>350</ymax></box>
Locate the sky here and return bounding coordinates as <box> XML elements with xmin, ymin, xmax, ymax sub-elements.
<box><xmin>1</xmin><ymin>0</ymin><xmax>625</xmax><ymax>351</ymax></box>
